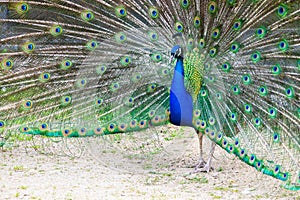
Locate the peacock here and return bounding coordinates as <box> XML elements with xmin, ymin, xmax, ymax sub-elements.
<box><xmin>0</xmin><ymin>0</ymin><xmax>299</xmax><ymax>191</ymax></box>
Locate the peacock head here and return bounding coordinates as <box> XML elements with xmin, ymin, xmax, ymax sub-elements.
<box><xmin>170</xmin><ymin>45</ymin><xmax>183</xmax><ymax>63</ymax></box>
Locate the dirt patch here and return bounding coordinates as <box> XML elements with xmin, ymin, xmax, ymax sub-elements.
<box><xmin>0</xmin><ymin>127</ymin><xmax>298</xmax><ymax>199</ymax></box>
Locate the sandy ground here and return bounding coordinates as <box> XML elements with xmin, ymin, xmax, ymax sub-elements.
<box><xmin>0</xmin><ymin>127</ymin><xmax>299</xmax><ymax>200</ymax></box>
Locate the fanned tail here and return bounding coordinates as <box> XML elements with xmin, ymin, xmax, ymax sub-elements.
<box><xmin>0</xmin><ymin>0</ymin><xmax>299</xmax><ymax>190</ymax></box>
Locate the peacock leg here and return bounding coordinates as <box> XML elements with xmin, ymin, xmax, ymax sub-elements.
<box><xmin>197</xmin><ymin>142</ymin><xmax>216</xmax><ymax>173</ymax></box>
<box><xmin>194</xmin><ymin>130</ymin><xmax>206</xmax><ymax>168</ymax></box>
<box><xmin>193</xmin><ymin>130</ymin><xmax>216</xmax><ymax>173</ymax></box>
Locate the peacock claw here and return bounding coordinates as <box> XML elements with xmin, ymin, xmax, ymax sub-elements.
<box><xmin>194</xmin><ymin>159</ymin><xmax>206</xmax><ymax>169</ymax></box>
<box><xmin>193</xmin><ymin>163</ymin><xmax>214</xmax><ymax>173</ymax></box>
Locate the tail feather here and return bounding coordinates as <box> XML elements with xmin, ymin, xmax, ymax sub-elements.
<box><xmin>0</xmin><ymin>0</ymin><xmax>299</xmax><ymax>190</ymax></box>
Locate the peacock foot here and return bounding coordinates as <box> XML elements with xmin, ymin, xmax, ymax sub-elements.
<box><xmin>191</xmin><ymin>159</ymin><xmax>214</xmax><ymax>174</ymax></box>
<box><xmin>194</xmin><ymin>158</ymin><xmax>206</xmax><ymax>169</ymax></box>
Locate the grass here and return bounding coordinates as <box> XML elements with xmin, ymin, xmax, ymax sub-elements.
<box><xmin>189</xmin><ymin>176</ymin><xmax>209</xmax><ymax>184</ymax></box>
<box><xmin>210</xmin><ymin>193</ymin><xmax>222</xmax><ymax>199</ymax></box>
<box><xmin>214</xmin><ymin>186</ymin><xmax>239</xmax><ymax>193</ymax></box>
<box><xmin>19</xmin><ymin>185</ymin><xmax>28</xmax><ymax>190</ymax></box>
<box><xmin>13</xmin><ymin>165</ymin><xmax>24</xmax><ymax>171</ymax></box>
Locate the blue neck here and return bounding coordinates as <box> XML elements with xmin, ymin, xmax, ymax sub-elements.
<box><xmin>169</xmin><ymin>58</ymin><xmax>193</xmax><ymax>127</ymax></box>
<box><xmin>174</xmin><ymin>57</ymin><xmax>184</xmax><ymax>75</ymax></box>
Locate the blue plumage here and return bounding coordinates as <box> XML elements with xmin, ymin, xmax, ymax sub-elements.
<box><xmin>170</xmin><ymin>57</ymin><xmax>193</xmax><ymax>127</ymax></box>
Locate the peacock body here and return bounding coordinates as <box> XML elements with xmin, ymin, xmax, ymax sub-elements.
<box><xmin>0</xmin><ymin>0</ymin><xmax>299</xmax><ymax>190</ymax></box>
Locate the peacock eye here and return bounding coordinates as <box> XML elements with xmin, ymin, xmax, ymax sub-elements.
<box><xmin>115</xmin><ymin>32</ymin><xmax>127</xmax><ymax>43</ymax></box>
<box><xmin>232</xmin><ymin>85</ymin><xmax>240</xmax><ymax>95</ymax></box>
<box><xmin>273</xmin><ymin>133</ymin><xmax>280</xmax><ymax>142</ymax></box>
<box><xmin>61</xmin><ymin>96</ymin><xmax>72</xmax><ymax>106</ymax></box>
<box><xmin>21</xmin><ymin>4</ymin><xmax>27</xmax><ymax>11</ymax></box>
<box><xmin>211</xmin><ymin>28</ymin><xmax>220</xmax><ymax>39</ymax></box>
<box><xmin>1</xmin><ymin>58</ymin><xmax>14</xmax><ymax>70</ymax></box>
<box><xmin>81</xmin><ymin>10</ymin><xmax>94</xmax><ymax>21</ymax></box>
<box><xmin>180</xmin><ymin>0</ymin><xmax>190</xmax><ymax>8</ymax></box>
<box><xmin>76</xmin><ymin>79</ymin><xmax>87</xmax><ymax>88</ymax></box>
<box><xmin>278</xmin><ymin>39</ymin><xmax>289</xmax><ymax>52</ymax></box>
<box><xmin>20</xmin><ymin>126</ymin><xmax>30</xmax><ymax>133</ymax></box>
<box><xmin>175</xmin><ymin>21</ymin><xmax>184</xmax><ymax>32</ymax></box>
<box><xmin>120</xmin><ymin>56</ymin><xmax>131</xmax><ymax>66</ymax></box>
<box><xmin>244</xmin><ymin>104</ymin><xmax>252</xmax><ymax>113</ymax></box>
<box><xmin>39</xmin><ymin>72</ymin><xmax>51</xmax><ymax>83</ymax></box>
<box><xmin>277</xmin><ymin>4</ymin><xmax>288</xmax><ymax>18</ymax></box>
<box><xmin>222</xmin><ymin>62</ymin><xmax>231</xmax><ymax>72</ymax></box>
<box><xmin>110</xmin><ymin>82</ymin><xmax>120</xmax><ymax>92</ymax></box>
<box><xmin>208</xmin><ymin>1</ymin><xmax>217</xmax><ymax>14</ymax></box>
<box><xmin>0</xmin><ymin>121</ymin><xmax>5</xmax><ymax>128</ymax></box>
<box><xmin>22</xmin><ymin>100</ymin><xmax>33</xmax><ymax>110</ymax></box>
<box><xmin>242</xmin><ymin>74</ymin><xmax>251</xmax><ymax>85</ymax></box>
<box><xmin>194</xmin><ymin>16</ymin><xmax>201</xmax><ymax>28</ymax></box>
<box><xmin>251</xmin><ymin>51</ymin><xmax>261</xmax><ymax>63</ymax></box>
<box><xmin>60</xmin><ymin>59</ymin><xmax>73</xmax><ymax>70</ymax></box>
<box><xmin>218</xmin><ymin>133</ymin><xmax>222</xmax><ymax>138</ymax></box>
<box><xmin>148</xmin><ymin>7</ymin><xmax>159</xmax><ymax>19</ymax></box>
<box><xmin>151</xmin><ymin>53</ymin><xmax>162</xmax><ymax>62</ymax></box>
<box><xmin>258</xmin><ymin>85</ymin><xmax>268</xmax><ymax>96</ymax></box>
<box><xmin>96</xmin><ymin>65</ymin><xmax>106</xmax><ymax>75</ymax></box>
<box><xmin>96</xmin><ymin>99</ymin><xmax>103</xmax><ymax>105</ymax></box>
<box><xmin>119</xmin><ymin>9</ymin><xmax>125</xmax><ymax>15</ymax></box>
<box><xmin>258</xmin><ymin>29</ymin><xmax>262</xmax><ymax>34</ymax></box>
<box><xmin>148</xmin><ymin>30</ymin><xmax>158</xmax><ymax>41</ymax></box>
<box><xmin>278</xmin><ymin>7</ymin><xmax>284</xmax><ymax>14</ymax></box>
<box><xmin>253</xmin><ymin>117</ymin><xmax>262</xmax><ymax>127</ymax></box>
<box><xmin>86</xmin><ymin>40</ymin><xmax>98</xmax><ymax>50</ymax></box>
<box><xmin>16</xmin><ymin>3</ymin><xmax>29</xmax><ymax>14</ymax></box>
<box><xmin>285</xmin><ymin>87</ymin><xmax>294</xmax><ymax>98</ymax></box>
<box><xmin>115</xmin><ymin>5</ymin><xmax>127</xmax><ymax>18</ymax></box>
<box><xmin>271</xmin><ymin>64</ymin><xmax>281</xmax><ymax>75</ymax></box>
<box><xmin>62</xmin><ymin>128</ymin><xmax>72</xmax><ymax>136</ymax></box>
<box><xmin>209</xmin><ymin>47</ymin><xmax>218</xmax><ymax>57</ymax></box>
<box><xmin>232</xmin><ymin>19</ymin><xmax>243</xmax><ymax>31</ymax></box>
<box><xmin>22</xmin><ymin>42</ymin><xmax>35</xmax><ymax>53</ymax></box>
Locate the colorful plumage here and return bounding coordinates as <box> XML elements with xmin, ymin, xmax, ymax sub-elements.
<box><xmin>0</xmin><ymin>0</ymin><xmax>299</xmax><ymax>191</ymax></box>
